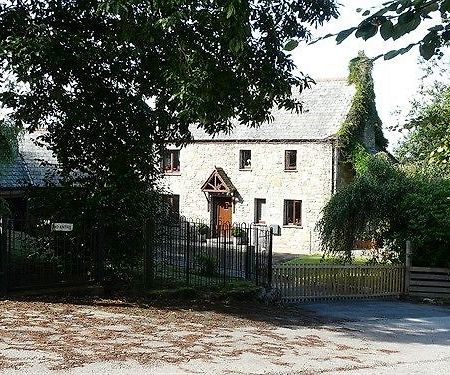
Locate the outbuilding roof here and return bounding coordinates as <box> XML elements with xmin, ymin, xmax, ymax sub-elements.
<box><xmin>189</xmin><ymin>79</ymin><xmax>355</xmax><ymax>141</ymax></box>
<box><xmin>0</xmin><ymin>132</ymin><xmax>58</xmax><ymax>190</ymax></box>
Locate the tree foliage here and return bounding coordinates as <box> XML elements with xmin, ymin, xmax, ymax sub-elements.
<box><xmin>317</xmin><ymin>155</ymin><xmax>450</xmax><ymax>266</ymax></box>
<box><xmin>317</xmin><ymin>0</ymin><xmax>450</xmax><ymax>61</ymax></box>
<box><xmin>0</xmin><ymin>0</ymin><xmax>339</xmax><ymax>271</ymax></box>
<box><xmin>396</xmin><ymin>79</ymin><xmax>450</xmax><ymax>177</ymax></box>
<box><xmin>0</xmin><ymin>118</ymin><xmax>20</xmax><ymax>216</ymax></box>
<box><xmin>0</xmin><ymin>0</ymin><xmax>338</xmax><ymax>192</ymax></box>
<box><xmin>0</xmin><ymin>118</ymin><xmax>19</xmax><ymax>164</ymax></box>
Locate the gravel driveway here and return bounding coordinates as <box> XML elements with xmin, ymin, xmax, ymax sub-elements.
<box><xmin>0</xmin><ymin>298</ymin><xmax>449</xmax><ymax>374</ymax></box>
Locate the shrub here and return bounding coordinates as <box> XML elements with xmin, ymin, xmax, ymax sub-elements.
<box><xmin>232</xmin><ymin>227</ymin><xmax>245</xmax><ymax>237</ymax></box>
<box><xmin>195</xmin><ymin>255</ymin><xmax>218</xmax><ymax>277</ymax></box>
<box><xmin>317</xmin><ymin>154</ymin><xmax>450</xmax><ymax>266</ymax></box>
<box><xmin>197</xmin><ymin>223</ymin><xmax>209</xmax><ymax>235</ymax></box>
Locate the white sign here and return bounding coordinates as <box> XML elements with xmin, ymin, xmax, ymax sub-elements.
<box><xmin>51</xmin><ymin>223</ymin><xmax>74</xmax><ymax>232</ymax></box>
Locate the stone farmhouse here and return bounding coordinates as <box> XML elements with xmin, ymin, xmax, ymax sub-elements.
<box><xmin>161</xmin><ymin>79</ymin><xmax>381</xmax><ymax>254</ymax></box>
<box><xmin>0</xmin><ymin>79</ymin><xmax>383</xmax><ymax>254</ymax></box>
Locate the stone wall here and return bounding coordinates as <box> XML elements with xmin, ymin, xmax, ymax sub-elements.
<box><xmin>160</xmin><ymin>141</ymin><xmax>334</xmax><ymax>254</ymax></box>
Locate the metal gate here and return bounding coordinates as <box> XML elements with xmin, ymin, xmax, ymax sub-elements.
<box><xmin>273</xmin><ymin>264</ymin><xmax>405</xmax><ymax>302</ymax></box>
<box><xmin>0</xmin><ymin>218</ymin><xmax>102</xmax><ymax>292</ymax></box>
<box><xmin>143</xmin><ymin>219</ymin><xmax>273</xmax><ymax>288</ymax></box>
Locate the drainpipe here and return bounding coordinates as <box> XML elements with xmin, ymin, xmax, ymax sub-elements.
<box><xmin>331</xmin><ymin>140</ymin><xmax>339</xmax><ymax>195</ymax></box>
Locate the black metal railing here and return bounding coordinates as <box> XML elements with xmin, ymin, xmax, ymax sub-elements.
<box><xmin>0</xmin><ymin>215</ymin><xmax>273</xmax><ymax>293</ymax></box>
<box><xmin>144</xmin><ymin>218</ymin><xmax>273</xmax><ymax>288</ymax></box>
<box><xmin>0</xmin><ymin>217</ymin><xmax>100</xmax><ymax>292</ymax></box>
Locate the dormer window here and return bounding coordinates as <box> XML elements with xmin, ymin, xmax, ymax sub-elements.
<box><xmin>162</xmin><ymin>149</ymin><xmax>180</xmax><ymax>173</ymax></box>
<box><xmin>239</xmin><ymin>150</ymin><xmax>251</xmax><ymax>170</ymax></box>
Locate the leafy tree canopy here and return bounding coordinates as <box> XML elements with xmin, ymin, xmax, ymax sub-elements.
<box><xmin>397</xmin><ymin>87</ymin><xmax>450</xmax><ymax>176</ymax></box>
<box><xmin>318</xmin><ymin>0</ymin><xmax>450</xmax><ymax>61</ymax></box>
<box><xmin>0</xmin><ymin>119</ymin><xmax>18</xmax><ymax>163</ymax></box>
<box><xmin>395</xmin><ymin>58</ymin><xmax>450</xmax><ymax>176</ymax></box>
<box><xmin>0</xmin><ymin>0</ymin><xmax>338</xmax><ymax>195</ymax></box>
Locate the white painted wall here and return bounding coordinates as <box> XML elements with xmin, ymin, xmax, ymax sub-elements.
<box><xmin>160</xmin><ymin>141</ymin><xmax>334</xmax><ymax>254</ymax></box>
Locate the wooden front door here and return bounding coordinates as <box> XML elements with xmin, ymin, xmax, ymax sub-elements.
<box><xmin>214</xmin><ymin>197</ymin><xmax>232</xmax><ymax>235</ymax></box>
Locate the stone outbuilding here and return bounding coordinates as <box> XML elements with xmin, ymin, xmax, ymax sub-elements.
<box><xmin>0</xmin><ymin>132</ymin><xmax>57</xmax><ymax>220</ymax></box>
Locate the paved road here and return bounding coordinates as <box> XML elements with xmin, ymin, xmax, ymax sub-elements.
<box><xmin>0</xmin><ymin>299</ymin><xmax>449</xmax><ymax>374</ymax></box>
<box><xmin>300</xmin><ymin>299</ymin><xmax>450</xmax><ymax>374</ymax></box>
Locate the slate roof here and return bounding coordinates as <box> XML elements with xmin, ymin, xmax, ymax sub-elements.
<box><xmin>189</xmin><ymin>79</ymin><xmax>355</xmax><ymax>141</ymax></box>
<box><xmin>0</xmin><ymin>132</ymin><xmax>58</xmax><ymax>190</ymax></box>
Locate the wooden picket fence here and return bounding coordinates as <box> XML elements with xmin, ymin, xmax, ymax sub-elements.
<box><xmin>273</xmin><ymin>264</ymin><xmax>405</xmax><ymax>302</ymax></box>
<box><xmin>407</xmin><ymin>266</ymin><xmax>450</xmax><ymax>299</ymax></box>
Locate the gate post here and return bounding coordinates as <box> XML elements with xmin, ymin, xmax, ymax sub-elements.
<box><xmin>0</xmin><ymin>217</ymin><xmax>8</xmax><ymax>295</ymax></box>
<box><xmin>405</xmin><ymin>240</ymin><xmax>412</xmax><ymax>295</ymax></box>
<box><xmin>267</xmin><ymin>227</ymin><xmax>273</xmax><ymax>287</ymax></box>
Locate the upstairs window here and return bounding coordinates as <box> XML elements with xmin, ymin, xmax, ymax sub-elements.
<box><xmin>284</xmin><ymin>200</ymin><xmax>302</xmax><ymax>226</ymax></box>
<box><xmin>239</xmin><ymin>150</ymin><xmax>251</xmax><ymax>170</ymax></box>
<box><xmin>162</xmin><ymin>150</ymin><xmax>180</xmax><ymax>173</ymax></box>
<box><xmin>285</xmin><ymin>150</ymin><xmax>297</xmax><ymax>170</ymax></box>
<box><xmin>254</xmin><ymin>198</ymin><xmax>266</xmax><ymax>224</ymax></box>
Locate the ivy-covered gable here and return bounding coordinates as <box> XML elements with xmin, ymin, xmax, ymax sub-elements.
<box><xmin>337</xmin><ymin>52</ymin><xmax>388</xmax><ymax>173</ymax></box>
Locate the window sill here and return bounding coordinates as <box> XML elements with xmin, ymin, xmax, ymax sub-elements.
<box><xmin>239</xmin><ymin>168</ymin><xmax>252</xmax><ymax>171</ymax></box>
<box><xmin>283</xmin><ymin>225</ymin><xmax>303</xmax><ymax>229</ymax></box>
<box><xmin>164</xmin><ymin>172</ymin><xmax>182</xmax><ymax>176</ymax></box>
<box><xmin>284</xmin><ymin>169</ymin><xmax>298</xmax><ymax>172</ymax></box>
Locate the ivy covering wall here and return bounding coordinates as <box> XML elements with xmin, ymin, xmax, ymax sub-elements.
<box><xmin>337</xmin><ymin>52</ymin><xmax>388</xmax><ymax>173</ymax></box>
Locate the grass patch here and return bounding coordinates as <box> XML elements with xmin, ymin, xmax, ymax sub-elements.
<box><xmin>284</xmin><ymin>253</ymin><xmax>369</xmax><ymax>265</ymax></box>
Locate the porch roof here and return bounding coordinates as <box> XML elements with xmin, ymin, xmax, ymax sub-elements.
<box><xmin>201</xmin><ymin>167</ymin><xmax>236</xmax><ymax>194</ymax></box>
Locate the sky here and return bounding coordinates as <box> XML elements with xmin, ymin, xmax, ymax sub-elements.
<box><xmin>291</xmin><ymin>0</ymin><xmax>438</xmax><ymax>152</ymax></box>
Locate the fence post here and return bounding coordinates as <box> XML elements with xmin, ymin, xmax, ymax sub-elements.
<box><xmin>245</xmin><ymin>244</ymin><xmax>251</xmax><ymax>280</ymax></box>
<box><xmin>95</xmin><ymin>224</ymin><xmax>105</xmax><ymax>285</ymax></box>
<box><xmin>405</xmin><ymin>240</ymin><xmax>412</xmax><ymax>295</ymax></box>
<box><xmin>185</xmin><ymin>221</ymin><xmax>190</xmax><ymax>285</ymax></box>
<box><xmin>268</xmin><ymin>227</ymin><xmax>273</xmax><ymax>287</ymax></box>
<box><xmin>143</xmin><ymin>219</ymin><xmax>155</xmax><ymax>289</ymax></box>
<box><xmin>0</xmin><ymin>217</ymin><xmax>8</xmax><ymax>295</ymax></box>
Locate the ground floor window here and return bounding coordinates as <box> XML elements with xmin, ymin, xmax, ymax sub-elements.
<box><xmin>162</xmin><ymin>194</ymin><xmax>180</xmax><ymax>216</ymax></box>
<box><xmin>284</xmin><ymin>200</ymin><xmax>302</xmax><ymax>226</ymax></box>
<box><xmin>254</xmin><ymin>198</ymin><xmax>266</xmax><ymax>223</ymax></box>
